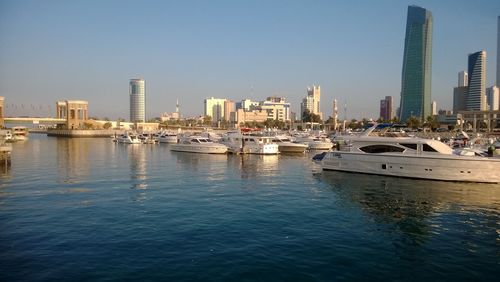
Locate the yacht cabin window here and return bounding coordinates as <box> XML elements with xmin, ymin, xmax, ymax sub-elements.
<box><xmin>423</xmin><ymin>144</ymin><xmax>438</xmax><ymax>152</ymax></box>
<box><xmin>358</xmin><ymin>145</ymin><xmax>405</xmax><ymax>153</ymax></box>
<box><xmin>400</xmin><ymin>143</ymin><xmax>417</xmax><ymax>150</ymax></box>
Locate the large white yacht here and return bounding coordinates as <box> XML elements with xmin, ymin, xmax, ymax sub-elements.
<box><xmin>171</xmin><ymin>136</ymin><xmax>228</xmax><ymax>154</ymax></box>
<box><xmin>219</xmin><ymin>131</ymin><xmax>279</xmax><ymax>155</ymax></box>
<box><xmin>8</xmin><ymin>126</ymin><xmax>29</xmax><ymax>142</ymax></box>
<box><xmin>321</xmin><ymin>124</ymin><xmax>500</xmax><ymax>183</ymax></box>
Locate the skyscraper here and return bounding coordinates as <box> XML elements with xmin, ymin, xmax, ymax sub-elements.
<box><xmin>466</xmin><ymin>51</ymin><xmax>486</xmax><ymax>111</ymax></box>
<box><xmin>486</xmin><ymin>86</ymin><xmax>499</xmax><ymax>111</ymax></box>
<box><xmin>458</xmin><ymin>71</ymin><xmax>468</xmax><ymax>87</ymax></box>
<box><xmin>129</xmin><ymin>78</ymin><xmax>145</xmax><ymax>122</ymax></box>
<box><xmin>204</xmin><ymin>97</ymin><xmax>226</xmax><ymax>122</ymax></box>
<box><xmin>399</xmin><ymin>5</ymin><xmax>433</xmax><ymax>122</ymax></box>
<box><xmin>497</xmin><ymin>16</ymin><xmax>499</xmax><ymax>87</ymax></box>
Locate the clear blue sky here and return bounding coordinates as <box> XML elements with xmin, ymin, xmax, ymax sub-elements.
<box><xmin>1</xmin><ymin>0</ymin><xmax>499</xmax><ymax>120</ymax></box>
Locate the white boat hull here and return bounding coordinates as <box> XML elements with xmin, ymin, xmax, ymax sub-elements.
<box><xmin>322</xmin><ymin>151</ymin><xmax>500</xmax><ymax>183</ymax></box>
<box><xmin>277</xmin><ymin>143</ymin><xmax>308</xmax><ymax>153</ymax></box>
<box><xmin>170</xmin><ymin>144</ymin><xmax>228</xmax><ymax>154</ymax></box>
<box><xmin>242</xmin><ymin>144</ymin><xmax>279</xmax><ymax>155</ymax></box>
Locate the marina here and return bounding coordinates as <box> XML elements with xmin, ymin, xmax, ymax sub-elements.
<box><xmin>0</xmin><ymin>134</ymin><xmax>499</xmax><ymax>281</ymax></box>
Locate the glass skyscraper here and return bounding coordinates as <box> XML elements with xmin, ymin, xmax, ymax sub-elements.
<box><xmin>399</xmin><ymin>6</ymin><xmax>433</xmax><ymax>122</ymax></box>
<box><xmin>129</xmin><ymin>78</ymin><xmax>146</xmax><ymax>122</ymax></box>
<box><xmin>466</xmin><ymin>51</ymin><xmax>486</xmax><ymax>111</ymax></box>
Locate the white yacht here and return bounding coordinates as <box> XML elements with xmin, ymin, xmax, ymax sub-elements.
<box><xmin>220</xmin><ymin>131</ymin><xmax>279</xmax><ymax>155</ymax></box>
<box><xmin>170</xmin><ymin>136</ymin><xmax>228</xmax><ymax>154</ymax></box>
<box><xmin>321</xmin><ymin>124</ymin><xmax>500</xmax><ymax>183</ymax></box>
<box><xmin>9</xmin><ymin>126</ymin><xmax>29</xmax><ymax>142</ymax></box>
<box><xmin>158</xmin><ymin>132</ymin><xmax>178</xmax><ymax>144</ymax></box>
<box><xmin>294</xmin><ymin>134</ymin><xmax>333</xmax><ymax>150</ymax></box>
<box><xmin>272</xmin><ymin>136</ymin><xmax>308</xmax><ymax>153</ymax></box>
<box><xmin>115</xmin><ymin>132</ymin><xmax>142</xmax><ymax>144</ymax></box>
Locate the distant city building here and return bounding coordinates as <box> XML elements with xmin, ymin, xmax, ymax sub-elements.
<box><xmin>240</xmin><ymin>99</ymin><xmax>259</xmax><ymax>111</ymax></box>
<box><xmin>458</xmin><ymin>71</ymin><xmax>468</xmax><ymax>87</ymax></box>
<box><xmin>431</xmin><ymin>101</ymin><xmax>437</xmax><ymax>115</ymax></box>
<box><xmin>161</xmin><ymin>99</ymin><xmax>181</xmax><ymax>122</ymax></box>
<box><xmin>453</xmin><ymin>86</ymin><xmax>468</xmax><ymax>113</ymax></box>
<box><xmin>379</xmin><ymin>96</ymin><xmax>393</xmax><ymax>121</ymax></box>
<box><xmin>235</xmin><ymin>108</ymin><xmax>268</xmax><ymax>126</ymax></box>
<box><xmin>301</xmin><ymin>85</ymin><xmax>322</xmax><ymax>119</ymax></box>
<box><xmin>331</xmin><ymin>99</ymin><xmax>338</xmax><ymax>130</ymax></box>
<box><xmin>466</xmin><ymin>51</ymin><xmax>487</xmax><ymax>111</ymax></box>
<box><xmin>260</xmin><ymin>96</ymin><xmax>291</xmax><ymax>122</ymax></box>
<box><xmin>497</xmin><ymin>16</ymin><xmax>500</xmax><ymax>87</ymax></box>
<box><xmin>129</xmin><ymin>79</ymin><xmax>146</xmax><ymax>122</ymax></box>
<box><xmin>399</xmin><ymin>5</ymin><xmax>433</xmax><ymax>122</ymax></box>
<box><xmin>56</xmin><ymin>100</ymin><xmax>89</xmax><ymax>129</ymax></box>
<box><xmin>486</xmin><ymin>86</ymin><xmax>499</xmax><ymax>111</ymax></box>
<box><xmin>204</xmin><ymin>97</ymin><xmax>226</xmax><ymax>123</ymax></box>
<box><xmin>0</xmin><ymin>96</ymin><xmax>4</xmax><ymax>128</ymax></box>
<box><xmin>224</xmin><ymin>100</ymin><xmax>235</xmax><ymax>122</ymax></box>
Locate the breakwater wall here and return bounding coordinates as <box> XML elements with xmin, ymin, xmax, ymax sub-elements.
<box><xmin>47</xmin><ymin>129</ymin><xmax>125</xmax><ymax>138</ymax></box>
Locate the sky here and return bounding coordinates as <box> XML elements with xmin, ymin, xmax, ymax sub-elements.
<box><xmin>1</xmin><ymin>0</ymin><xmax>499</xmax><ymax>120</ymax></box>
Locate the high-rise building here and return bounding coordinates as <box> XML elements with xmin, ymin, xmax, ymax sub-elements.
<box><xmin>379</xmin><ymin>96</ymin><xmax>393</xmax><ymax>121</ymax></box>
<box><xmin>301</xmin><ymin>85</ymin><xmax>322</xmax><ymax>119</ymax></box>
<box><xmin>466</xmin><ymin>51</ymin><xmax>487</xmax><ymax>111</ymax></box>
<box><xmin>224</xmin><ymin>100</ymin><xmax>235</xmax><ymax>122</ymax></box>
<box><xmin>260</xmin><ymin>97</ymin><xmax>291</xmax><ymax>122</ymax></box>
<box><xmin>458</xmin><ymin>71</ymin><xmax>468</xmax><ymax>87</ymax></box>
<box><xmin>431</xmin><ymin>101</ymin><xmax>437</xmax><ymax>116</ymax></box>
<box><xmin>399</xmin><ymin>5</ymin><xmax>433</xmax><ymax>122</ymax></box>
<box><xmin>486</xmin><ymin>86</ymin><xmax>499</xmax><ymax>111</ymax></box>
<box><xmin>204</xmin><ymin>97</ymin><xmax>226</xmax><ymax>122</ymax></box>
<box><xmin>497</xmin><ymin>16</ymin><xmax>500</xmax><ymax>87</ymax></box>
<box><xmin>129</xmin><ymin>78</ymin><xmax>146</xmax><ymax>122</ymax></box>
<box><xmin>453</xmin><ymin>87</ymin><xmax>468</xmax><ymax>113</ymax></box>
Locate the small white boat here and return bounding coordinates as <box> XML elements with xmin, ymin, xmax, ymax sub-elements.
<box><xmin>170</xmin><ymin>136</ymin><xmax>228</xmax><ymax>154</ymax></box>
<box><xmin>220</xmin><ymin>131</ymin><xmax>279</xmax><ymax>155</ymax></box>
<box><xmin>321</xmin><ymin>124</ymin><xmax>500</xmax><ymax>183</ymax></box>
<box><xmin>158</xmin><ymin>132</ymin><xmax>178</xmax><ymax>144</ymax></box>
<box><xmin>272</xmin><ymin>136</ymin><xmax>308</xmax><ymax>153</ymax></box>
<box><xmin>115</xmin><ymin>132</ymin><xmax>142</xmax><ymax>144</ymax></box>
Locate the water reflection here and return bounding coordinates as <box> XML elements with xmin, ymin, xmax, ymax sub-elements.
<box><xmin>172</xmin><ymin>151</ymin><xmax>228</xmax><ymax>176</ymax></box>
<box><xmin>128</xmin><ymin>145</ymin><xmax>148</xmax><ymax>190</ymax></box>
<box><xmin>230</xmin><ymin>154</ymin><xmax>279</xmax><ymax>179</ymax></box>
<box><xmin>320</xmin><ymin>171</ymin><xmax>500</xmax><ymax>245</ymax></box>
<box><xmin>56</xmin><ymin>138</ymin><xmax>90</xmax><ymax>183</ymax></box>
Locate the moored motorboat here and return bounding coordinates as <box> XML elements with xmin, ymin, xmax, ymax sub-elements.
<box><xmin>115</xmin><ymin>132</ymin><xmax>142</xmax><ymax>144</ymax></box>
<box><xmin>321</xmin><ymin>124</ymin><xmax>500</xmax><ymax>183</ymax></box>
<box><xmin>272</xmin><ymin>136</ymin><xmax>308</xmax><ymax>153</ymax></box>
<box><xmin>170</xmin><ymin>136</ymin><xmax>228</xmax><ymax>154</ymax></box>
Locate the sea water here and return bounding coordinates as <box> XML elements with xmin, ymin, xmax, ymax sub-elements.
<box><xmin>1</xmin><ymin>135</ymin><xmax>499</xmax><ymax>281</ymax></box>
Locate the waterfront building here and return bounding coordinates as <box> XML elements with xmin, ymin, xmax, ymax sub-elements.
<box><xmin>459</xmin><ymin>71</ymin><xmax>468</xmax><ymax>87</ymax></box>
<box><xmin>235</xmin><ymin>108</ymin><xmax>268</xmax><ymax>126</ymax></box>
<box><xmin>0</xmin><ymin>96</ymin><xmax>4</xmax><ymax>128</ymax></box>
<box><xmin>399</xmin><ymin>5</ymin><xmax>433</xmax><ymax>122</ymax></box>
<box><xmin>129</xmin><ymin>79</ymin><xmax>146</xmax><ymax>122</ymax></box>
<box><xmin>301</xmin><ymin>85</ymin><xmax>322</xmax><ymax>120</ymax></box>
<box><xmin>431</xmin><ymin>101</ymin><xmax>437</xmax><ymax>116</ymax></box>
<box><xmin>204</xmin><ymin>97</ymin><xmax>226</xmax><ymax>123</ymax></box>
<box><xmin>486</xmin><ymin>86</ymin><xmax>499</xmax><ymax>111</ymax></box>
<box><xmin>161</xmin><ymin>99</ymin><xmax>181</xmax><ymax>122</ymax></box>
<box><xmin>239</xmin><ymin>99</ymin><xmax>260</xmax><ymax>111</ymax></box>
<box><xmin>466</xmin><ymin>51</ymin><xmax>487</xmax><ymax>111</ymax></box>
<box><xmin>56</xmin><ymin>100</ymin><xmax>89</xmax><ymax>129</ymax></box>
<box><xmin>379</xmin><ymin>96</ymin><xmax>393</xmax><ymax>121</ymax></box>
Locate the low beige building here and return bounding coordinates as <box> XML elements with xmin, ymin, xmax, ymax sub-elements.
<box><xmin>235</xmin><ymin>108</ymin><xmax>268</xmax><ymax>127</ymax></box>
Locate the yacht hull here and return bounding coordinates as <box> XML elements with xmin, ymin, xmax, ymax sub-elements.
<box><xmin>170</xmin><ymin>144</ymin><xmax>228</xmax><ymax>154</ymax></box>
<box><xmin>322</xmin><ymin>151</ymin><xmax>500</xmax><ymax>183</ymax></box>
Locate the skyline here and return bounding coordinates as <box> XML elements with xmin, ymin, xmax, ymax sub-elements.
<box><xmin>1</xmin><ymin>0</ymin><xmax>499</xmax><ymax>120</ymax></box>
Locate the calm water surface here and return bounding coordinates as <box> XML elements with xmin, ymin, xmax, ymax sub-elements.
<box><xmin>1</xmin><ymin>135</ymin><xmax>499</xmax><ymax>281</ymax></box>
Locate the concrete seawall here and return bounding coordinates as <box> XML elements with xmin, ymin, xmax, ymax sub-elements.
<box><xmin>47</xmin><ymin>129</ymin><xmax>125</xmax><ymax>138</ymax></box>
